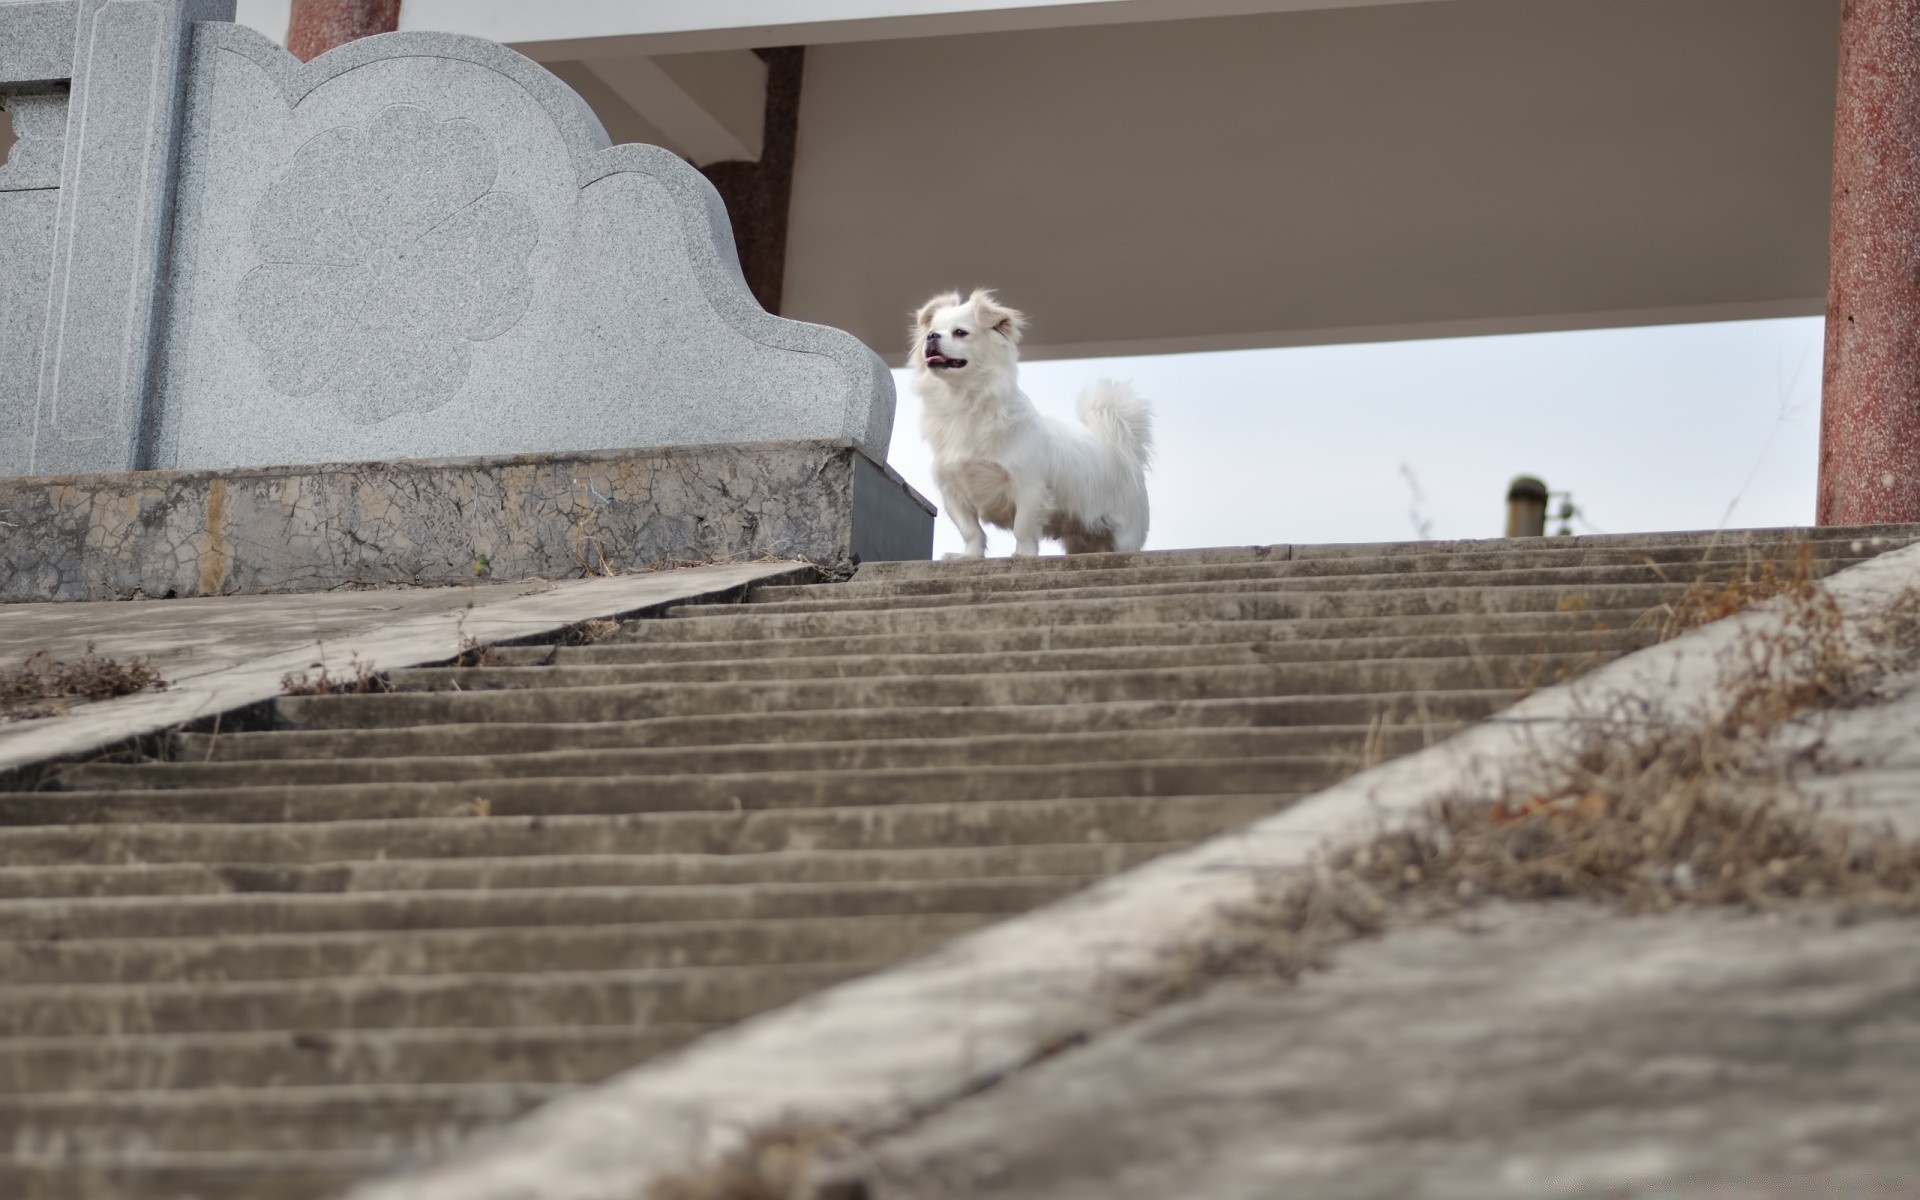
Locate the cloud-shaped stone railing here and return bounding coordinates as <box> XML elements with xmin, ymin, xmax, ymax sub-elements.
<box><xmin>238</xmin><ymin>104</ymin><xmax>539</xmax><ymax>424</ymax></box>
<box><xmin>150</xmin><ymin>27</ymin><xmax>894</xmax><ymax>471</ymax></box>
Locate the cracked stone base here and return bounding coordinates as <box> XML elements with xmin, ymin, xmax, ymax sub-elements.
<box><xmin>0</xmin><ymin>441</ymin><xmax>933</xmax><ymax>603</ymax></box>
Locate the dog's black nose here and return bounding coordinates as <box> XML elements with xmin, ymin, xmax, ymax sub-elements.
<box><xmin>926</xmin><ymin>331</ymin><xmax>941</xmax><ymax>344</ymax></box>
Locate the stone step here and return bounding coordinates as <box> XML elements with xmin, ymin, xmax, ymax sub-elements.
<box><xmin>381</xmin><ymin>650</ymin><xmax>1600</xmax><ymax>698</ymax></box>
<box><xmin>0</xmin><ymin>843</ymin><xmax>1174</xmax><ymax>901</ymax></box>
<box><xmin>59</xmin><ymin>727</ymin><xmax>1400</xmax><ymax>790</ymax></box>
<box><xmin>0</xmin><ymin>1081</ymin><xmax>568</xmax><ymax>1156</ymax></box>
<box><xmin>0</xmin><ymin>911</ymin><xmax>997</xmax><ymax>986</ymax></box>
<box><xmin>0</xmin><ymin>794</ymin><xmax>1286</xmax><ymax>869</ymax></box>
<box><xmin>0</xmin><ymin>876</ymin><xmax>1090</xmax><ymax>942</ymax></box>
<box><xmin>4</xmin><ymin>1153</ymin><xmax>373</xmax><ymax>1200</ymax></box>
<box><xmin>23</xmin><ymin>759</ymin><xmax>1330</xmax><ymax>825</ymax></box>
<box><xmin>278</xmin><ymin>657</ymin><xmax>1588</xmax><ymax>728</ymax></box>
<box><xmin>625</xmin><ymin>582</ymin><xmax>1688</xmax><ymax>641</ymax></box>
<box><xmin>598</xmin><ymin>609</ymin><xmax>1653</xmax><ymax>654</ymax></box>
<box><xmin>182</xmin><ymin>693</ymin><xmax>1513</xmax><ymax>760</ymax></box>
<box><xmin>472</xmin><ymin>628</ymin><xmax>1654</xmax><ymax>681</ymax></box>
<box><xmin>0</xmin><ymin>1023</ymin><xmax>716</xmax><ymax>1093</ymax></box>
<box><xmin>848</xmin><ymin>526</ymin><xmax>1920</xmax><ymax>579</ymax></box>
<box><xmin>766</xmin><ymin>540</ymin><xmax>1879</xmax><ymax>600</ymax></box>
<box><xmin>0</xmin><ymin>961</ymin><xmax>867</xmax><ymax>1039</ymax></box>
<box><xmin>703</xmin><ymin>559</ymin><xmax>1863</xmax><ymax>617</ymax></box>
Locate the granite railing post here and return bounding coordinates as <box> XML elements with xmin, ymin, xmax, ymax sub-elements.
<box><xmin>29</xmin><ymin>0</ymin><xmax>235</xmax><ymax>477</ymax></box>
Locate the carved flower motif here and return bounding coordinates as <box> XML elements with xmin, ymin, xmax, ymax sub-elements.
<box><xmin>237</xmin><ymin>104</ymin><xmax>537</xmax><ymax>424</ymax></box>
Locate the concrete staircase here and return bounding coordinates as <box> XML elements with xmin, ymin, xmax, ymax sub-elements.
<box><xmin>3</xmin><ymin>527</ymin><xmax>1912</xmax><ymax>1200</ymax></box>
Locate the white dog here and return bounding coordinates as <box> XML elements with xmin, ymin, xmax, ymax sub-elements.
<box><xmin>911</xmin><ymin>289</ymin><xmax>1154</xmax><ymax>559</ymax></box>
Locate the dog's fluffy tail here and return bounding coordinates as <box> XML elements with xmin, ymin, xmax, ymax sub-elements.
<box><xmin>1076</xmin><ymin>379</ymin><xmax>1155</xmax><ymax>469</ymax></box>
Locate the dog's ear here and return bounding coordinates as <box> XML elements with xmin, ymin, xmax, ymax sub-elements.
<box><xmin>912</xmin><ymin>292</ymin><xmax>961</xmax><ymax>333</ymax></box>
<box><xmin>968</xmin><ymin>288</ymin><xmax>1027</xmax><ymax>343</ymax></box>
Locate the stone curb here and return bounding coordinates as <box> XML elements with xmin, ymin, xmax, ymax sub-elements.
<box><xmin>346</xmin><ymin>537</ymin><xmax>1920</xmax><ymax>1200</ymax></box>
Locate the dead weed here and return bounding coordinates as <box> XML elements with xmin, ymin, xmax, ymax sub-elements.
<box><xmin>0</xmin><ymin>648</ymin><xmax>168</xmax><ymax>722</ymax></box>
<box><xmin>279</xmin><ymin>655</ymin><xmax>389</xmax><ymax>696</ymax></box>
<box><xmin>1652</xmin><ymin>540</ymin><xmax>1822</xmax><ymax>642</ymax></box>
<box><xmin>647</xmin><ymin>1125</ymin><xmax>861</xmax><ymax>1200</ymax></box>
<box><xmin>1155</xmin><ymin>576</ymin><xmax>1920</xmax><ymax>1005</ymax></box>
<box><xmin>559</xmin><ymin>617</ymin><xmax>622</xmax><ymax>646</ymax></box>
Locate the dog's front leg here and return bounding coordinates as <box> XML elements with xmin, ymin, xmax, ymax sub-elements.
<box><xmin>1010</xmin><ymin>492</ymin><xmax>1048</xmax><ymax>557</ymax></box>
<box><xmin>943</xmin><ymin>499</ymin><xmax>989</xmax><ymax>560</ymax></box>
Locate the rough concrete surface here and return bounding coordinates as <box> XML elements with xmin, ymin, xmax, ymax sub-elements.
<box><xmin>0</xmin><ymin>440</ymin><xmax>931</xmax><ymax>602</ymax></box>
<box><xmin>856</xmin><ymin>902</ymin><xmax>1920</xmax><ymax>1200</ymax></box>
<box><xmin>0</xmin><ymin>559</ymin><xmax>801</xmax><ymax>774</ymax></box>
<box><xmin>1787</xmin><ymin>666</ymin><xmax>1920</xmax><ymax>841</ymax></box>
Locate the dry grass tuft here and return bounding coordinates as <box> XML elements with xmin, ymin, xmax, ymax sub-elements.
<box><xmin>1153</xmin><ymin>576</ymin><xmax>1920</xmax><ymax>1005</ymax></box>
<box><xmin>0</xmin><ymin>648</ymin><xmax>168</xmax><ymax>722</ymax></box>
<box><xmin>279</xmin><ymin>655</ymin><xmax>389</xmax><ymax>696</ymax></box>
<box><xmin>559</xmin><ymin>617</ymin><xmax>622</xmax><ymax>646</ymax></box>
<box><xmin>647</xmin><ymin>1125</ymin><xmax>862</xmax><ymax>1200</ymax></box>
<box><xmin>453</xmin><ymin>634</ymin><xmax>497</xmax><ymax>668</ymax></box>
<box><xmin>1653</xmin><ymin>540</ymin><xmax>1820</xmax><ymax>642</ymax></box>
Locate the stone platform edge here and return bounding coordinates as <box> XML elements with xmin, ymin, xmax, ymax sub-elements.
<box><xmin>0</xmin><ymin>440</ymin><xmax>933</xmax><ymax>603</ymax></box>
<box><xmin>345</xmin><ymin>537</ymin><xmax>1920</xmax><ymax>1200</ymax></box>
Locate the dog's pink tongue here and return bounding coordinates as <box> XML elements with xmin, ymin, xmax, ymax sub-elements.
<box><xmin>926</xmin><ymin>355</ymin><xmax>948</xmax><ymax>366</ymax></box>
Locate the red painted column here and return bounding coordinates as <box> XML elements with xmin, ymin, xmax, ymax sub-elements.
<box><xmin>1819</xmin><ymin>0</ymin><xmax>1920</xmax><ymax>525</ymax></box>
<box><xmin>286</xmin><ymin>0</ymin><xmax>401</xmax><ymax>62</ymax></box>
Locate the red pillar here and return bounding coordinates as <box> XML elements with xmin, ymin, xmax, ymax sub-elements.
<box><xmin>1819</xmin><ymin>0</ymin><xmax>1920</xmax><ymax>525</ymax></box>
<box><xmin>286</xmin><ymin>0</ymin><xmax>401</xmax><ymax>62</ymax></box>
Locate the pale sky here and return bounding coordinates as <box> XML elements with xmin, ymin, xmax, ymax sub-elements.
<box><xmin>887</xmin><ymin>317</ymin><xmax>1828</xmax><ymax>557</ymax></box>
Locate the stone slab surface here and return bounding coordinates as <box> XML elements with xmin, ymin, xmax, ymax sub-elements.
<box><xmin>0</xmin><ymin>440</ymin><xmax>932</xmax><ymax>602</ymax></box>
<box><xmin>0</xmin><ymin>559</ymin><xmax>801</xmax><ymax>774</ymax></box>
<box><xmin>0</xmin><ymin>1</ymin><xmax>77</xmax><ymax>85</ymax></box>
<box><xmin>857</xmin><ymin>902</ymin><xmax>1920</xmax><ymax>1200</ymax></box>
<box><xmin>342</xmin><ymin>537</ymin><xmax>1920</xmax><ymax>1200</ymax></box>
<box><xmin>145</xmin><ymin>23</ymin><xmax>891</xmax><ymax>473</ymax></box>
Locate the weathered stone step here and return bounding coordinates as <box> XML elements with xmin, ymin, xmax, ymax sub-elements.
<box><xmin>0</xmin><ymin>794</ymin><xmax>1284</xmax><ymax>869</ymax></box>
<box><xmin>0</xmin><ymin>1081</ymin><xmax>568</xmax><ymax>1156</ymax></box>
<box><xmin>0</xmin><ymin>843</ymin><xmax>1172</xmax><ymax>901</ymax></box>
<box><xmin>185</xmin><ymin>693</ymin><xmax>1511</xmax><ymax>760</ymax></box>
<box><xmin>0</xmin><ymin>961</ymin><xmax>865</xmax><ymax>1038</ymax></box>
<box><xmin>701</xmin><ymin>560</ymin><xmax>1863</xmax><ymax>617</ymax></box>
<box><xmin>849</xmin><ymin>526</ymin><xmax>1920</xmax><ymax>579</ymax></box>
<box><xmin>761</xmin><ymin>541</ymin><xmax>1877</xmax><ymax>600</ymax></box>
<box><xmin>277</xmin><ymin>658</ymin><xmax>1586</xmax><ymax>728</ymax></box>
<box><xmin>24</xmin><ymin>759</ymin><xmax>1330</xmax><ymax>825</ymax></box>
<box><xmin>600</xmin><ymin>608</ymin><xmax>1651</xmax><ymax>654</ymax></box>
<box><xmin>383</xmin><ymin>648</ymin><xmax>1601</xmax><ymax>697</ymax></box>
<box><xmin>4</xmin><ymin>1152</ymin><xmax>371</xmax><ymax>1200</ymax></box>
<box><xmin>0</xmin><ymin>876</ymin><xmax>1089</xmax><ymax>942</ymax></box>
<box><xmin>62</xmin><ymin>727</ymin><xmax>1392</xmax><ymax>791</ymax></box>
<box><xmin>628</xmin><ymin>582</ymin><xmax>1687</xmax><ymax>641</ymax></box>
<box><xmin>471</xmin><ymin>628</ymin><xmax>1652</xmax><ymax>681</ymax></box>
<box><xmin>0</xmin><ymin>1023</ymin><xmax>714</xmax><ymax>1094</ymax></box>
<box><xmin>1</xmin><ymin>910</ymin><xmax>997</xmax><ymax>986</ymax></box>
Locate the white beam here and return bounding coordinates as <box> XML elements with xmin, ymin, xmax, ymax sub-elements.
<box><xmin>396</xmin><ymin>0</ymin><xmax>1461</xmax><ymax>58</ymax></box>
<box><xmin>579</xmin><ymin>50</ymin><xmax>766</xmax><ymax>165</ymax></box>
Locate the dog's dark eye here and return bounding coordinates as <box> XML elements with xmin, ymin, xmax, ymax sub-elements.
<box><xmin>953</xmin><ymin>329</ymin><xmax>969</xmax><ymax>339</ymax></box>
